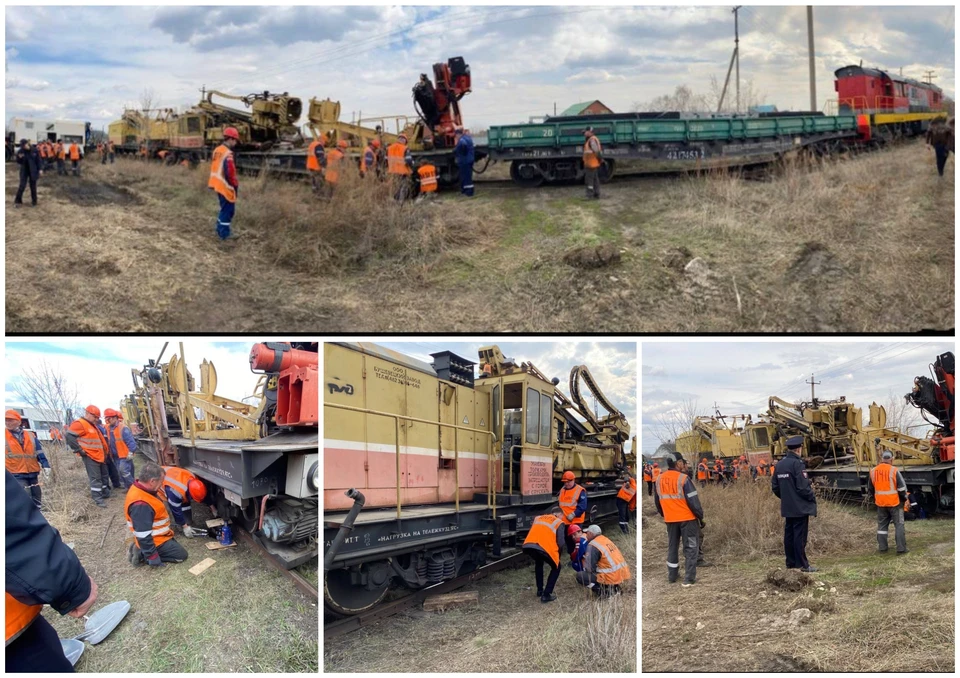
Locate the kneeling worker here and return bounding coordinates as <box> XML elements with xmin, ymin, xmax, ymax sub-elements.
<box><xmin>521</xmin><ymin>506</ymin><xmax>567</xmax><ymax>603</ymax></box>
<box><xmin>162</xmin><ymin>465</ymin><xmax>208</xmax><ymax>537</ymax></box>
<box><xmin>125</xmin><ymin>462</ymin><xmax>188</xmax><ymax>567</ymax></box>
<box><xmin>575</xmin><ymin>524</ymin><xmax>631</xmax><ymax>597</ymax></box>
<box><xmin>654</xmin><ymin>452</ymin><xmax>704</xmax><ymax>587</ymax></box>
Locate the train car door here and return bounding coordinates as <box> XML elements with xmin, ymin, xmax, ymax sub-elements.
<box><xmin>402</xmin><ymin>368</ymin><xmax>438</xmax><ymax>490</ymax></box>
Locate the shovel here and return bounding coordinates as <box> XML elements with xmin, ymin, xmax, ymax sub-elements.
<box><xmin>60</xmin><ymin>638</ymin><xmax>85</xmax><ymax>667</ymax></box>
<box><xmin>72</xmin><ymin>601</ymin><xmax>131</xmax><ymax>645</ymax></box>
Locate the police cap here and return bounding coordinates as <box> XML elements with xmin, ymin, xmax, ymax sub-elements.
<box><xmin>786</xmin><ymin>436</ymin><xmax>803</xmax><ymax>449</ymax></box>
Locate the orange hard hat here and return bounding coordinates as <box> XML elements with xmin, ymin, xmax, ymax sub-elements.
<box><xmin>337</xmin><ymin>139</ymin><xmax>348</xmax><ymax>149</ymax></box>
<box><xmin>371</xmin><ymin>138</ymin><xmax>381</xmax><ymax>148</ymax></box>
<box><xmin>222</xmin><ymin>127</ymin><xmax>240</xmax><ymax>141</ymax></box>
<box><xmin>567</xmin><ymin>524</ymin><xmax>582</xmax><ymax>536</ymax></box>
<box><xmin>103</xmin><ymin>408</ymin><xmax>120</xmax><ymax>418</ymax></box>
<box><xmin>85</xmin><ymin>405</ymin><xmax>101</xmax><ymax>418</ymax></box>
<box><xmin>653</xmin><ymin>462</ymin><xmax>659</xmax><ymax>467</ymax></box>
<box><xmin>187</xmin><ymin>479</ymin><xmax>207</xmax><ymax>502</ymax></box>
<box><xmin>5</xmin><ymin>409</ymin><xmax>22</xmax><ymax>422</ymax></box>
<box><xmin>398</xmin><ymin>133</ymin><xmax>408</xmax><ymax>142</ymax></box>
<box><xmin>561</xmin><ymin>471</ymin><xmax>576</xmax><ymax>482</ymax></box>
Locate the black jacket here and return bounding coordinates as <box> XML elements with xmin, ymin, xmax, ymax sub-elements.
<box><xmin>5</xmin><ymin>470</ymin><xmax>91</xmax><ymax>615</ymax></box>
<box><xmin>771</xmin><ymin>452</ymin><xmax>818</xmax><ymax>518</ymax></box>
<box><xmin>16</xmin><ymin>146</ymin><xmax>40</xmax><ymax>180</ymax></box>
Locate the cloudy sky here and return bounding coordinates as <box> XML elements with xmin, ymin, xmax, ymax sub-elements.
<box><xmin>5</xmin><ymin>339</ymin><xmax>263</xmax><ymax>418</ymax></box>
<box><xmin>378</xmin><ymin>340</ymin><xmax>637</xmax><ymax>452</ymax></box>
<box><xmin>641</xmin><ymin>341</ymin><xmax>955</xmax><ymax>454</ymax></box>
<box><xmin>5</xmin><ymin>5</ymin><xmax>955</xmax><ymax>132</ymax></box>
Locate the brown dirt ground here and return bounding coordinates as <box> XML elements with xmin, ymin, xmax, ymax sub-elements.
<box><xmin>640</xmin><ymin>483</ymin><xmax>955</xmax><ymax>672</ymax></box>
<box><xmin>33</xmin><ymin>444</ymin><xmax>318</xmax><ymax>672</ymax></box>
<box><xmin>324</xmin><ymin>524</ymin><xmax>637</xmax><ymax>673</ymax></box>
<box><xmin>5</xmin><ymin>141</ymin><xmax>953</xmax><ymax>333</ymax></box>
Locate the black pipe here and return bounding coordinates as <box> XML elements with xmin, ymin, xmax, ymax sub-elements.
<box><xmin>323</xmin><ymin>489</ymin><xmax>365</xmax><ymax>571</ymax></box>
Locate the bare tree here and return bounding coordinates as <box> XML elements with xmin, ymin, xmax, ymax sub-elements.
<box><xmin>635</xmin><ymin>85</ymin><xmax>709</xmax><ymax>113</ymax></box>
<box><xmin>883</xmin><ymin>390</ymin><xmax>924</xmax><ymax>435</ymax></box>
<box><xmin>652</xmin><ymin>397</ymin><xmax>705</xmax><ymax>445</ymax></box>
<box><xmin>13</xmin><ymin>361</ymin><xmax>83</xmax><ymax>481</ymax></box>
<box><xmin>139</xmin><ymin>87</ymin><xmax>159</xmax><ymax>151</ymax></box>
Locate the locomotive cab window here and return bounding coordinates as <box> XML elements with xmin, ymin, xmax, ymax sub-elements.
<box><xmin>539</xmin><ymin>393</ymin><xmax>551</xmax><ymax>445</ymax></box>
<box><xmin>492</xmin><ymin>384</ymin><xmax>501</xmax><ymax>441</ymax></box>
<box><xmin>753</xmin><ymin>428</ymin><xmax>770</xmax><ymax>448</ymax></box>
<box><xmin>525</xmin><ymin>387</ymin><xmax>540</xmax><ymax>444</ymax></box>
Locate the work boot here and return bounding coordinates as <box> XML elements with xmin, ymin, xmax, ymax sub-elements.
<box><xmin>697</xmin><ymin>560</ymin><xmax>713</xmax><ymax>567</ymax></box>
<box><xmin>897</xmin><ymin>549</ymin><xmax>910</xmax><ymax>555</ymax></box>
<box><xmin>681</xmin><ymin>580</ymin><xmax>696</xmax><ymax>587</ymax></box>
<box><xmin>540</xmin><ymin>593</ymin><xmax>557</xmax><ymax>603</ymax></box>
<box><xmin>94</xmin><ymin>499</ymin><xmax>107</xmax><ymax>508</ymax></box>
<box><xmin>536</xmin><ymin>588</ymin><xmax>543</xmax><ymax>598</ymax></box>
<box><xmin>801</xmin><ymin>566</ymin><xmax>818</xmax><ymax>573</ymax></box>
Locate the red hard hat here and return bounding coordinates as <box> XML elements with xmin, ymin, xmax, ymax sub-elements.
<box><xmin>222</xmin><ymin>127</ymin><xmax>240</xmax><ymax>140</ymax></box>
<box><xmin>337</xmin><ymin>139</ymin><xmax>348</xmax><ymax>149</ymax></box>
<box><xmin>653</xmin><ymin>462</ymin><xmax>659</xmax><ymax>467</ymax></box>
<box><xmin>567</xmin><ymin>524</ymin><xmax>582</xmax><ymax>536</ymax></box>
<box><xmin>5</xmin><ymin>409</ymin><xmax>22</xmax><ymax>422</ymax></box>
<box><xmin>371</xmin><ymin>138</ymin><xmax>381</xmax><ymax>148</ymax></box>
<box><xmin>187</xmin><ymin>479</ymin><xmax>207</xmax><ymax>503</ymax></box>
<box><xmin>561</xmin><ymin>471</ymin><xmax>575</xmax><ymax>482</ymax></box>
<box><xmin>85</xmin><ymin>405</ymin><xmax>101</xmax><ymax>418</ymax></box>
<box><xmin>103</xmin><ymin>408</ymin><xmax>120</xmax><ymax>418</ymax></box>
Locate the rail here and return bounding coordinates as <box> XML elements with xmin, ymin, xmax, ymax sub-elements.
<box><xmin>324</xmin><ymin>402</ymin><xmax>497</xmax><ymax>519</ymax></box>
<box><xmin>236</xmin><ymin>528</ymin><xmax>318</xmax><ymax>601</ymax></box>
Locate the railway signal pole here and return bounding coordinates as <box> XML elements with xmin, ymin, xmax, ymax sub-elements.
<box><xmin>923</xmin><ymin>70</ymin><xmax>937</xmax><ymax>85</ymax></box>
<box><xmin>807</xmin><ymin>6</ymin><xmax>817</xmax><ymax>111</ymax></box>
<box><xmin>806</xmin><ymin>374</ymin><xmax>821</xmax><ymax>404</ymax></box>
<box><xmin>734</xmin><ymin>6</ymin><xmax>742</xmax><ymax>113</ymax></box>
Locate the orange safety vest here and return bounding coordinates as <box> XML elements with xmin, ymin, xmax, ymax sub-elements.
<box><xmin>38</xmin><ymin>144</ymin><xmax>47</xmax><ymax>159</ymax></box>
<box><xmin>870</xmin><ymin>463</ymin><xmax>902</xmax><ymax>507</ymax></box>
<box><xmin>52</xmin><ymin>428</ymin><xmax>63</xmax><ymax>441</ymax></box>
<box><xmin>5</xmin><ymin>429</ymin><xmax>39</xmax><ymax>475</ymax></box>
<box><xmin>522</xmin><ymin>514</ymin><xmax>562</xmax><ymax>567</ymax></box>
<box><xmin>110</xmin><ymin>423</ymin><xmax>131</xmax><ymax>459</ymax></box>
<box><xmin>67</xmin><ymin>417</ymin><xmax>107</xmax><ymax>463</ymax></box>
<box><xmin>589</xmin><ymin>534</ymin><xmax>631</xmax><ymax>585</ymax></box>
<box><xmin>108</xmin><ymin>142</ymin><xmax>115</xmax><ymax>152</ymax></box>
<box><xmin>325</xmin><ymin>148</ymin><xmax>344</xmax><ymax>184</ymax></box>
<box><xmin>158</xmin><ymin>150</ymin><xmax>168</xmax><ymax>160</ymax></box>
<box><xmin>417</xmin><ymin>164</ymin><xmax>438</xmax><ymax>192</ymax></box>
<box><xmin>161</xmin><ymin>465</ymin><xmax>196</xmax><ymax>501</ymax></box>
<box><xmin>208</xmin><ymin>144</ymin><xmax>236</xmax><ymax>203</ymax></box>
<box><xmin>5</xmin><ymin>592</ymin><xmax>42</xmax><ymax>646</ymax></box>
<box><xmin>642</xmin><ymin>467</ymin><xmax>652</xmax><ymax>482</ymax></box>
<box><xmin>386</xmin><ymin>142</ymin><xmax>411</xmax><ymax>175</ymax></box>
<box><xmin>124</xmin><ymin>484</ymin><xmax>174</xmax><ymax>549</ymax></box>
<box><xmin>617</xmin><ymin>477</ymin><xmax>637</xmax><ymax>502</ymax></box>
<box><xmin>656</xmin><ymin>469</ymin><xmax>696</xmax><ymax>523</ymax></box>
<box><xmin>652</xmin><ymin>466</ymin><xmax>661</xmax><ymax>481</ymax></box>
<box><xmin>306</xmin><ymin>140</ymin><xmax>324</xmax><ymax>172</ymax></box>
<box><xmin>361</xmin><ymin>145</ymin><xmax>379</xmax><ymax>173</ymax></box>
<box><xmin>582</xmin><ymin>134</ymin><xmax>602</xmax><ymax>169</ymax></box>
<box><xmin>69</xmin><ymin>144</ymin><xmax>80</xmax><ymax>161</ymax></box>
<box><xmin>697</xmin><ymin>462</ymin><xmax>707</xmax><ymax>480</ymax></box>
<box><xmin>55</xmin><ymin>143</ymin><xmax>64</xmax><ymax>160</ymax></box>
<box><xmin>558</xmin><ymin>484</ymin><xmax>586</xmax><ymax>525</ymax></box>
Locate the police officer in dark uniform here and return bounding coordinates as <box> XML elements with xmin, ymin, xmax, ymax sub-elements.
<box><xmin>771</xmin><ymin>436</ymin><xmax>818</xmax><ymax>572</ymax></box>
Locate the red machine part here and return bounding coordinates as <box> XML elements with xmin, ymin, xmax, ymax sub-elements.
<box><xmin>413</xmin><ymin>57</ymin><xmax>471</xmax><ymax>149</ymax></box>
<box><xmin>249</xmin><ymin>343</ymin><xmax>319</xmax><ymax>427</ymax></box>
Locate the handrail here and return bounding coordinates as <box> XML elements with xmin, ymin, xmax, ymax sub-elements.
<box><xmin>325</xmin><ymin>401</ymin><xmax>496</xmax><ymax>519</ymax></box>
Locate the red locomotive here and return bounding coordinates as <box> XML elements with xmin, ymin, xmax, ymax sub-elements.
<box><xmin>835</xmin><ymin>65</ymin><xmax>948</xmax><ymax>115</ymax></box>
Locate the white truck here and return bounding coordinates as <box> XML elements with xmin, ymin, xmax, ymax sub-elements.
<box><xmin>9</xmin><ymin>118</ymin><xmax>89</xmax><ymax>145</ymax></box>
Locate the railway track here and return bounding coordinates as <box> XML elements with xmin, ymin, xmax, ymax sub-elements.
<box><xmin>236</xmin><ymin>527</ymin><xmax>319</xmax><ymax>602</ymax></box>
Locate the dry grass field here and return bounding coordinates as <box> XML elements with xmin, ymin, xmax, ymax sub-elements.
<box><xmin>640</xmin><ymin>479</ymin><xmax>955</xmax><ymax>672</ymax></box>
<box><xmin>33</xmin><ymin>443</ymin><xmax>318</xmax><ymax>673</ymax></box>
<box><xmin>6</xmin><ymin>141</ymin><xmax>953</xmax><ymax>333</ymax></box>
<box><xmin>324</xmin><ymin>524</ymin><xmax>637</xmax><ymax>673</ymax></box>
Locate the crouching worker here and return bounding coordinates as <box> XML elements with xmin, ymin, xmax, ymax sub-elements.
<box><xmin>521</xmin><ymin>506</ymin><xmax>567</xmax><ymax>604</ymax></box>
<box><xmin>568</xmin><ymin>524</ymin><xmax>588</xmax><ymax>572</ymax></box>
<box><xmin>162</xmin><ymin>465</ymin><xmax>209</xmax><ymax>537</ymax></box>
<box><xmin>125</xmin><ymin>462</ymin><xmax>188</xmax><ymax>568</ymax></box>
<box><xmin>575</xmin><ymin>525</ymin><xmax>631</xmax><ymax>597</ymax></box>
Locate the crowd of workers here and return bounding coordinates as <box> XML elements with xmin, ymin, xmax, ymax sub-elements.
<box><xmin>644</xmin><ymin>436</ymin><xmax>920</xmax><ymax>588</ymax></box>
<box><xmin>12</xmin><ymin>138</ymin><xmax>85</xmax><ymax>207</ymax></box>
<box><xmin>5</xmin><ymin>405</ymin><xmax>214</xmax><ymax>671</ymax></box>
<box><xmin>520</xmin><ymin>469</ymin><xmax>635</xmax><ymax>603</ymax></box>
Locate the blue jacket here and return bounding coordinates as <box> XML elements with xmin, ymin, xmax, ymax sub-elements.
<box><xmin>570</xmin><ymin>536</ymin><xmax>589</xmax><ymax>572</ymax></box>
<box><xmin>5</xmin><ymin>470</ymin><xmax>92</xmax><ymax>616</ymax></box>
<box><xmin>771</xmin><ymin>452</ymin><xmax>818</xmax><ymax>518</ymax></box>
<box><xmin>9</xmin><ymin>428</ymin><xmax>49</xmax><ymax>472</ymax></box>
<box><xmin>454</xmin><ymin>134</ymin><xmax>475</xmax><ymax>165</ymax></box>
<box><xmin>107</xmin><ymin>425</ymin><xmax>138</xmax><ymax>458</ymax></box>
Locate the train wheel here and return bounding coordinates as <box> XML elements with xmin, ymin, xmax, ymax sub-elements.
<box><xmin>510</xmin><ymin>160</ymin><xmax>545</xmax><ymax>188</ymax></box>
<box><xmin>323</xmin><ymin>565</ymin><xmax>390</xmax><ymax>617</ymax></box>
<box><xmin>598</xmin><ymin>159</ymin><xmax>616</xmax><ymax>183</ymax></box>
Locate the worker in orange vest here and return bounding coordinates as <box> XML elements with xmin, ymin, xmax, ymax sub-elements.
<box><xmin>521</xmin><ymin>506</ymin><xmax>566</xmax><ymax>603</ymax></box>
<box><xmin>324</xmin><ymin>139</ymin><xmax>348</xmax><ymax>195</ymax></box>
<box><xmin>651</xmin><ymin>462</ymin><xmax>661</xmax><ymax>484</ymax></box>
<box><xmin>208</xmin><ymin>126</ymin><xmax>240</xmax><ymax>241</ymax></box>
<box><xmin>582</xmin><ymin>127</ymin><xmax>603</xmax><ymax>199</ymax></box>
<box><xmin>50</xmin><ymin>427</ymin><xmax>64</xmax><ymax>444</ymax></box>
<box><xmin>360</xmin><ymin>138</ymin><xmax>382</xmax><ymax>179</ymax></box>
<box><xmin>558</xmin><ymin>470</ymin><xmax>587</xmax><ymax>554</ymax></box>
<box><xmin>161</xmin><ymin>465</ymin><xmax>209</xmax><ymax>536</ymax></box>
<box><xmin>868</xmin><ymin>450</ymin><xmax>909</xmax><ymax>554</ymax></box>
<box><xmin>5</xmin><ymin>409</ymin><xmax>51</xmax><ymax>508</ymax></box>
<box><xmin>68</xmin><ymin>141</ymin><xmax>82</xmax><ymax>176</ymax></box>
<box><xmin>696</xmin><ymin>459</ymin><xmax>708</xmax><ymax>486</ymax></box>
<box><xmin>415</xmin><ymin>160</ymin><xmax>438</xmax><ymax>198</ymax></box>
<box><xmin>575</xmin><ymin>524</ymin><xmax>631</xmax><ymax>597</ymax></box>
<box><xmin>386</xmin><ymin>133</ymin><xmax>414</xmax><ymax>201</ymax></box>
<box><xmin>5</xmin><ymin>469</ymin><xmax>99</xmax><ymax>671</ymax></box>
<box><xmin>65</xmin><ymin>405</ymin><xmax>111</xmax><ymax>507</ymax></box>
<box><xmin>713</xmin><ymin>458</ymin><xmax>725</xmax><ymax>484</ymax></box>
<box><xmin>107</xmin><ymin>140</ymin><xmax>115</xmax><ymax>164</ymax></box>
<box><xmin>615</xmin><ymin>468</ymin><xmax>637</xmax><ymax>533</ymax></box>
<box><xmin>306</xmin><ymin>133</ymin><xmax>327</xmax><ymax>192</ymax></box>
<box><xmin>54</xmin><ymin>139</ymin><xmax>66</xmax><ymax>175</ymax></box>
<box><xmin>125</xmin><ymin>462</ymin><xmax>188</xmax><ymax>568</ymax></box>
<box><xmin>654</xmin><ymin>452</ymin><xmax>704</xmax><ymax>586</ymax></box>
<box><xmin>104</xmin><ymin>408</ymin><xmax>137</xmax><ymax>489</ymax></box>
<box><xmin>642</xmin><ymin>463</ymin><xmax>653</xmax><ymax>496</ymax></box>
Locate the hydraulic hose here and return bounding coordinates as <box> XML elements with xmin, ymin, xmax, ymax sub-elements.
<box><xmin>323</xmin><ymin>489</ymin><xmax>366</xmax><ymax>571</ymax></box>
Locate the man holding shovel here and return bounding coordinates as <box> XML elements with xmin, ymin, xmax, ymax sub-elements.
<box><xmin>5</xmin><ymin>470</ymin><xmax>99</xmax><ymax>672</ymax></box>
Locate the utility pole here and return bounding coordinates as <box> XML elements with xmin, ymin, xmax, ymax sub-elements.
<box><xmin>923</xmin><ymin>70</ymin><xmax>937</xmax><ymax>85</ymax></box>
<box><xmin>733</xmin><ymin>6</ymin><xmax>742</xmax><ymax>113</ymax></box>
<box><xmin>806</xmin><ymin>374</ymin><xmax>821</xmax><ymax>404</ymax></box>
<box><xmin>807</xmin><ymin>6</ymin><xmax>817</xmax><ymax>111</ymax></box>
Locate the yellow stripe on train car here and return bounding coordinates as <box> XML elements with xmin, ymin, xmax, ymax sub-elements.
<box><xmin>873</xmin><ymin>112</ymin><xmax>948</xmax><ymax>125</ymax></box>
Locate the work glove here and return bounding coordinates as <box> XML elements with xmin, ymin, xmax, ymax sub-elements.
<box><xmin>183</xmin><ymin>525</ymin><xmax>200</xmax><ymax>538</ymax></box>
<box><xmin>42</xmin><ymin>468</ymin><xmax>52</xmax><ymax>480</ymax></box>
<box><xmin>566</xmin><ymin>512</ymin><xmax>575</xmax><ymax>521</ymax></box>
<box><xmin>146</xmin><ymin>554</ymin><xmax>165</xmax><ymax>568</ymax></box>
<box><xmin>698</xmin><ymin>518</ymin><xmax>706</xmax><ymax>529</ymax></box>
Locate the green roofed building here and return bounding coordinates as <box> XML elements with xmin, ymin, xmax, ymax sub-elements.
<box><xmin>558</xmin><ymin>100</ymin><xmax>614</xmax><ymax>117</ymax></box>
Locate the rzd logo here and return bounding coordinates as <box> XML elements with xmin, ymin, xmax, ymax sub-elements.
<box><xmin>327</xmin><ymin>383</ymin><xmax>355</xmax><ymax>395</ymax></box>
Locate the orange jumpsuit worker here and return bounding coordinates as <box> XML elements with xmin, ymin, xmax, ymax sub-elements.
<box><xmin>208</xmin><ymin>126</ymin><xmax>240</xmax><ymax>240</ymax></box>
<box><xmin>574</xmin><ymin>524</ymin><xmax>631</xmax><ymax>597</ymax></box>
<box><xmin>654</xmin><ymin>452</ymin><xmax>704</xmax><ymax>586</ymax></box>
<box><xmin>615</xmin><ymin>469</ymin><xmax>636</xmax><ymax>533</ymax></box>
<box><xmin>521</xmin><ymin>506</ymin><xmax>566</xmax><ymax>604</ymax></box>
<box><xmin>65</xmin><ymin>405</ymin><xmax>111</xmax><ymax>507</ymax></box>
<box><xmin>386</xmin><ymin>133</ymin><xmax>413</xmax><ymax>201</ymax></box>
<box><xmin>558</xmin><ymin>470</ymin><xmax>587</xmax><ymax>554</ymax></box>
<box><xmin>643</xmin><ymin>463</ymin><xmax>653</xmax><ymax>496</ymax></box>
<box><xmin>5</xmin><ymin>410</ymin><xmax>51</xmax><ymax>508</ymax></box>
<box><xmin>306</xmin><ymin>133</ymin><xmax>327</xmax><ymax>192</ymax></box>
<box><xmin>125</xmin><ymin>462</ymin><xmax>188</xmax><ymax>568</ymax></box>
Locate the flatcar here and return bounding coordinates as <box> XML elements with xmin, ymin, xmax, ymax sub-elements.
<box><xmin>323</xmin><ymin>342</ymin><xmax>633</xmax><ymax>616</ymax></box>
